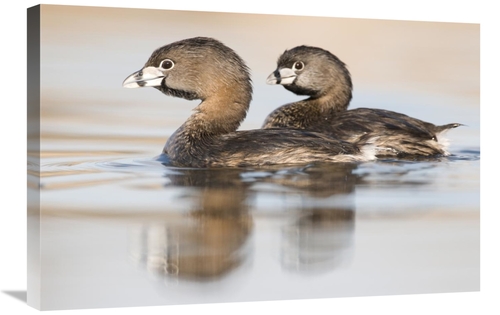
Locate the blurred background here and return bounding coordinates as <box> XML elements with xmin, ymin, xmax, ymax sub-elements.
<box><xmin>38</xmin><ymin>5</ymin><xmax>479</xmax><ymax>147</ymax></box>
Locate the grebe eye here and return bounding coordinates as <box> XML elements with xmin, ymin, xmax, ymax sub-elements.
<box><xmin>293</xmin><ymin>61</ymin><xmax>304</xmax><ymax>71</ymax></box>
<box><xmin>159</xmin><ymin>59</ymin><xmax>174</xmax><ymax>70</ymax></box>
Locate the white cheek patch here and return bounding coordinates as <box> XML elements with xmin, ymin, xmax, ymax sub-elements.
<box><xmin>123</xmin><ymin>66</ymin><xmax>165</xmax><ymax>88</ymax></box>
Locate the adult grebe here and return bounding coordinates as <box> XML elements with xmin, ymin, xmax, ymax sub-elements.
<box><xmin>264</xmin><ymin>45</ymin><xmax>461</xmax><ymax>157</ymax></box>
<box><xmin>123</xmin><ymin>38</ymin><xmax>376</xmax><ymax>167</ymax></box>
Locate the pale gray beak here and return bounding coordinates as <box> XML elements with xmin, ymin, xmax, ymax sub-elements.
<box><xmin>122</xmin><ymin>66</ymin><xmax>165</xmax><ymax>88</ymax></box>
<box><xmin>266</xmin><ymin>68</ymin><xmax>296</xmax><ymax>85</ymax></box>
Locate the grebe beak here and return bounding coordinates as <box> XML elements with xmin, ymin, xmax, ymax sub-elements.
<box><xmin>266</xmin><ymin>68</ymin><xmax>296</xmax><ymax>85</ymax></box>
<box><xmin>123</xmin><ymin>66</ymin><xmax>165</xmax><ymax>88</ymax></box>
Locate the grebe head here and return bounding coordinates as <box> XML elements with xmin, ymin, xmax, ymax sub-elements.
<box><xmin>266</xmin><ymin>45</ymin><xmax>352</xmax><ymax>99</ymax></box>
<box><xmin>123</xmin><ymin>37</ymin><xmax>252</xmax><ymax>102</ymax></box>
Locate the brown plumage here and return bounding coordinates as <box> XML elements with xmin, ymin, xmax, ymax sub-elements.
<box><xmin>264</xmin><ymin>45</ymin><xmax>461</xmax><ymax>157</ymax></box>
<box><xmin>123</xmin><ymin>37</ymin><xmax>376</xmax><ymax>168</ymax></box>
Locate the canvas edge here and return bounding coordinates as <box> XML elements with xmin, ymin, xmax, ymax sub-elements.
<box><xmin>27</xmin><ymin>4</ymin><xmax>41</xmax><ymax>311</ymax></box>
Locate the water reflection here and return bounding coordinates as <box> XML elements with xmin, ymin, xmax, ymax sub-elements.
<box><xmin>270</xmin><ymin>164</ymin><xmax>359</xmax><ymax>274</ymax></box>
<box><xmin>129</xmin><ymin>168</ymin><xmax>253</xmax><ymax>282</ymax></box>
<box><xmin>37</xmin><ymin>149</ymin><xmax>479</xmax><ymax>308</ymax></box>
<box><xmin>128</xmin><ymin>162</ymin><xmax>365</xmax><ymax>282</ymax></box>
<box><xmin>282</xmin><ymin>207</ymin><xmax>354</xmax><ymax>274</ymax></box>
<box><xmin>40</xmin><ymin>153</ymin><xmax>480</xmax><ymax>287</ymax></box>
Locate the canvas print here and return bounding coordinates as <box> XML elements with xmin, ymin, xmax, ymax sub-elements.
<box><xmin>27</xmin><ymin>4</ymin><xmax>480</xmax><ymax>311</ymax></box>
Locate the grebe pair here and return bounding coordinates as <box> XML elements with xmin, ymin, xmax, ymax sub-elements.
<box><xmin>123</xmin><ymin>37</ymin><xmax>459</xmax><ymax>168</ymax></box>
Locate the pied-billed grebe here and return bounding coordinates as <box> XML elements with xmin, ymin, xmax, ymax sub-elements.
<box><xmin>263</xmin><ymin>45</ymin><xmax>461</xmax><ymax>157</ymax></box>
<box><xmin>123</xmin><ymin>37</ymin><xmax>376</xmax><ymax>168</ymax></box>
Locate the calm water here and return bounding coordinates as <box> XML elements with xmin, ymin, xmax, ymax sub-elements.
<box><xmin>29</xmin><ymin>5</ymin><xmax>479</xmax><ymax>310</ymax></box>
